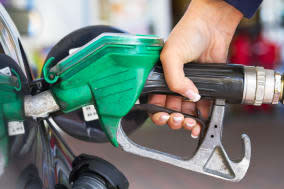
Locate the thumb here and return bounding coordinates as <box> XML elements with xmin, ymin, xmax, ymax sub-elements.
<box><xmin>160</xmin><ymin>45</ymin><xmax>201</xmax><ymax>102</ymax></box>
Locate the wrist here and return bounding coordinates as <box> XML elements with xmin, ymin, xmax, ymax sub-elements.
<box><xmin>187</xmin><ymin>0</ymin><xmax>243</xmax><ymax>37</ymax></box>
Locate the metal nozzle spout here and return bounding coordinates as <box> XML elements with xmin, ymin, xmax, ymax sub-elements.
<box><xmin>24</xmin><ymin>91</ymin><xmax>60</xmax><ymax>118</ymax></box>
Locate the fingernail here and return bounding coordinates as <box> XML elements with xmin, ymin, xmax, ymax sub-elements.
<box><xmin>160</xmin><ymin>115</ymin><xmax>170</xmax><ymax>121</ymax></box>
<box><xmin>185</xmin><ymin>90</ymin><xmax>201</xmax><ymax>102</ymax></box>
<box><xmin>191</xmin><ymin>134</ymin><xmax>198</xmax><ymax>139</ymax></box>
<box><xmin>173</xmin><ymin>117</ymin><xmax>183</xmax><ymax>123</ymax></box>
<box><xmin>186</xmin><ymin>122</ymin><xmax>195</xmax><ymax>128</ymax></box>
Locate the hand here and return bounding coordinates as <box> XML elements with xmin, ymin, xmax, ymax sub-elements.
<box><xmin>149</xmin><ymin>0</ymin><xmax>243</xmax><ymax>138</ymax></box>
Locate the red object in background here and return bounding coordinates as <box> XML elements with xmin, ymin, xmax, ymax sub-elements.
<box><xmin>230</xmin><ymin>32</ymin><xmax>252</xmax><ymax>66</ymax></box>
<box><xmin>230</xmin><ymin>32</ymin><xmax>280</xmax><ymax>68</ymax></box>
<box><xmin>251</xmin><ymin>35</ymin><xmax>280</xmax><ymax>69</ymax></box>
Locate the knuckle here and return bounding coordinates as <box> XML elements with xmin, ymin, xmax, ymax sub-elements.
<box><xmin>169</xmin><ymin>105</ymin><xmax>180</xmax><ymax>111</ymax></box>
<box><xmin>169</xmin><ymin>84</ymin><xmax>184</xmax><ymax>94</ymax></box>
<box><xmin>183</xmin><ymin>108</ymin><xmax>196</xmax><ymax>115</ymax></box>
<box><xmin>160</xmin><ymin>46</ymin><xmax>171</xmax><ymax>61</ymax></box>
<box><xmin>149</xmin><ymin>102</ymin><xmax>164</xmax><ymax>107</ymax></box>
<box><xmin>160</xmin><ymin>51</ymin><xmax>167</xmax><ymax>62</ymax></box>
<box><xmin>160</xmin><ymin>51</ymin><xmax>172</xmax><ymax>65</ymax></box>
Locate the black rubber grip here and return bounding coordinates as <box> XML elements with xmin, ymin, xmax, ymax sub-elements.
<box><xmin>142</xmin><ymin>63</ymin><xmax>245</xmax><ymax>104</ymax></box>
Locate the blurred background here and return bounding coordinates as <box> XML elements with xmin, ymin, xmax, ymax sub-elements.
<box><xmin>2</xmin><ymin>0</ymin><xmax>284</xmax><ymax>188</ymax></box>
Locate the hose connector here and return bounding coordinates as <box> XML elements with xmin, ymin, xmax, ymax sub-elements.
<box><xmin>243</xmin><ymin>66</ymin><xmax>283</xmax><ymax>105</ymax></box>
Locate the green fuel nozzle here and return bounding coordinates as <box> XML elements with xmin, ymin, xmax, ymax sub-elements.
<box><xmin>43</xmin><ymin>33</ymin><xmax>284</xmax><ymax>146</ymax></box>
<box><xmin>41</xmin><ymin>32</ymin><xmax>283</xmax><ymax>182</ymax></box>
<box><xmin>0</xmin><ymin>71</ymin><xmax>24</xmax><ymax>165</ymax></box>
<box><xmin>44</xmin><ymin>33</ymin><xmax>163</xmax><ymax>146</ymax></box>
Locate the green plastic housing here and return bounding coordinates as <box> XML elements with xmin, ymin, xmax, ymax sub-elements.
<box><xmin>0</xmin><ymin>73</ymin><xmax>24</xmax><ymax>165</ymax></box>
<box><xmin>47</xmin><ymin>33</ymin><xmax>163</xmax><ymax>146</ymax></box>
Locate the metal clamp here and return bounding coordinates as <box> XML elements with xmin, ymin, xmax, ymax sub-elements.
<box><xmin>117</xmin><ymin>99</ymin><xmax>251</xmax><ymax>182</ymax></box>
<box><xmin>24</xmin><ymin>91</ymin><xmax>60</xmax><ymax>118</ymax></box>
